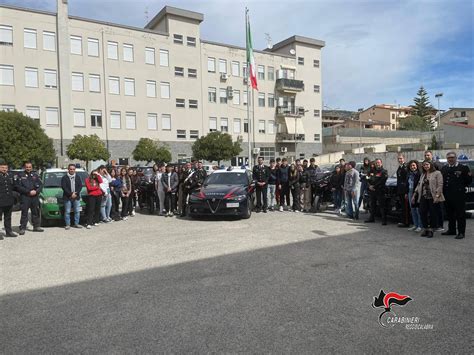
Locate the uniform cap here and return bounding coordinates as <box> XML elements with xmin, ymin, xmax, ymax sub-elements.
<box><xmin>0</xmin><ymin>158</ymin><xmax>7</xmax><ymax>165</ymax></box>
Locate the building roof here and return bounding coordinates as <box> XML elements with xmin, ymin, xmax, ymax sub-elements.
<box><xmin>201</xmin><ymin>39</ymin><xmax>295</xmax><ymax>58</ymax></box>
<box><xmin>322</xmin><ymin>110</ymin><xmax>355</xmax><ymax>119</ymax></box>
<box><xmin>269</xmin><ymin>35</ymin><xmax>325</xmax><ymax>52</ymax></box>
<box><xmin>363</xmin><ymin>104</ymin><xmax>413</xmax><ymax>112</ymax></box>
<box><xmin>145</xmin><ymin>6</ymin><xmax>204</xmax><ymax>29</ymax></box>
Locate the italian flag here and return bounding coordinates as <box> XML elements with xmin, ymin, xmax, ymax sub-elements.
<box><xmin>246</xmin><ymin>14</ymin><xmax>258</xmax><ymax>90</ymax></box>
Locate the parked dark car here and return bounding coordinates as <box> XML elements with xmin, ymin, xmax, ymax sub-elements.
<box><xmin>187</xmin><ymin>168</ymin><xmax>254</xmax><ymax>219</ymax></box>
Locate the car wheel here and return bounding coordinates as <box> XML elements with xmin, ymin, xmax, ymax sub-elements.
<box><xmin>243</xmin><ymin>200</ymin><xmax>252</xmax><ymax>219</ymax></box>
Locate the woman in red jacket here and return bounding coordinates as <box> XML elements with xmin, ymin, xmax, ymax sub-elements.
<box><xmin>85</xmin><ymin>170</ymin><xmax>103</xmax><ymax>229</ymax></box>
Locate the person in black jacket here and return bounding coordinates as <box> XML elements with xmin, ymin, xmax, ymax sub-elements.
<box><xmin>0</xmin><ymin>159</ymin><xmax>18</xmax><ymax>239</ymax></box>
<box><xmin>61</xmin><ymin>164</ymin><xmax>83</xmax><ymax>229</ymax></box>
<box><xmin>424</xmin><ymin>150</ymin><xmax>444</xmax><ymax>230</ymax></box>
<box><xmin>329</xmin><ymin>165</ymin><xmax>344</xmax><ymax>213</ymax></box>
<box><xmin>288</xmin><ymin>163</ymin><xmax>301</xmax><ymax>212</ymax></box>
<box><xmin>406</xmin><ymin>160</ymin><xmax>422</xmax><ymax>232</ymax></box>
<box><xmin>252</xmin><ymin>156</ymin><xmax>270</xmax><ymax>213</ymax></box>
<box><xmin>276</xmin><ymin>158</ymin><xmax>290</xmax><ymax>211</ymax></box>
<box><xmin>16</xmin><ymin>161</ymin><xmax>44</xmax><ymax>235</ymax></box>
<box><xmin>365</xmin><ymin>159</ymin><xmax>388</xmax><ymax>225</ymax></box>
<box><xmin>441</xmin><ymin>152</ymin><xmax>473</xmax><ymax>239</ymax></box>
<box><xmin>396</xmin><ymin>154</ymin><xmax>410</xmax><ymax>227</ymax></box>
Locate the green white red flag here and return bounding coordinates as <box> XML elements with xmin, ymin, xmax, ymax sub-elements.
<box><xmin>246</xmin><ymin>11</ymin><xmax>258</xmax><ymax>90</ymax></box>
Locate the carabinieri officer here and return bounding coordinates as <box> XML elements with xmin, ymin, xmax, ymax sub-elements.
<box><xmin>441</xmin><ymin>152</ymin><xmax>472</xmax><ymax>239</ymax></box>
<box><xmin>16</xmin><ymin>161</ymin><xmax>44</xmax><ymax>235</ymax></box>
<box><xmin>0</xmin><ymin>158</ymin><xmax>18</xmax><ymax>239</ymax></box>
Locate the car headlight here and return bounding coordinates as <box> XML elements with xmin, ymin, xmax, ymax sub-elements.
<box><xmin>228</xmin><ymin>194</ymin><xmax>247</xmax><ymax>201</ymax></box>
<box><xmin>45</xmin><ymin>197</ymin><xmax>57</xmax><ymax>204</ymax></box>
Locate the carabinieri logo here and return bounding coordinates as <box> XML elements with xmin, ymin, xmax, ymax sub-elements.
<box><xmin>372</xmin><ymin>290</ymin><xmax>412</xmax><ymax>327</ymax></box>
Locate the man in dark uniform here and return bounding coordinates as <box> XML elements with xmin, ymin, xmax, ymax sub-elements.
<box><xmin>365</xmin><ymin>158</ymin><xmax>388</xmax><ymax>225</ymax></box>
<box><xmin>190</xmin><ymin>161</ymin><xmax>207</xmax><ymax>191</ymax></box>
<box><xmin>441</xmin><ymin>152</ymin><xmax>472</xmax><ymax>239</ymax></box>
<box><xmin>179</xmin><ymin>162</ymin><xmax>193</xmax><ymax>217</ymax></box>
<box><xmin>16</xmin><ymin>161</ymin><xmax>44</xmax><ymax>235</ymax></box>
<box><xmin>396</xmin><ymin>154</ymin><xmax>410</xmax><ymax>227</ymax></box>
<box><xmin>0</xmin><ymin>159</ymin><xmax>18</xmax><ymax>239</ymax></box>
<box><xmin>252</xmin><ymin>156</ymin><xmax>270</xmax><ymax>213</ymax></box>
<box><xmin>305</xmin><ymin>158</ymin><xmax>321</xmax><ymax>211</ymax></box>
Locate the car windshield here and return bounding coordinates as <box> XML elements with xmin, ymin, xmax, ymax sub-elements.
<box><xmin>43</xmin><ymin>171</ymin><xmax>88</xmax><ymax>188</ymax></box>
<box><xmin>205</xmin><ymin>172</ymin><xmax>248</xmax><ymax>185</ymax></box>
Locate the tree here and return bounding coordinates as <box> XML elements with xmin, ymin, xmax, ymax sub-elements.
<box><xmin>410</xmin><ymin>86</ymin><xmax>434</xmax><ymax>129</ymax></box>
<box><xmin>132</xmin><ymin>138</ymin><xmax>157</xmax><ymax>164</ymax></box>
<box><xmin>430</xmin><ymin>135</ymin><xmax>439</xmax><ymax>150</ymax></box>
<box><xmin>155</xmin><ymin>145</ymin><xmax>172</xmax><ymax>164</ymax></box>
<box><xmin>398</xmin><ymin>115</ymin><xmax>432</xmax><ymax>131</ymax></box>
<box><xmin>0</xmin><ymin>110</ymin><xmax>56</xmax><ymax>168</ymax></box>
<box><xmin>132</xmin><ymin>138</ymin><xmax>171</xmax><ymax>164</ymax></box>
<box><xmin>192</xmin><ymin>131</ymin><xmax>242</xmax><ymax>165</ymax></box>
<box><xmin>66</xmin><ymin>134</ymin><xmax>110</xmax><ymax>171</ymax></box>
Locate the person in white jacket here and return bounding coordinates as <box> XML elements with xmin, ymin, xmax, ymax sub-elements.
<box><xmin>99</xmin><ymin>165</ymin><xmax>113</xmax><ymax>222</ymax></box>
<box><xmin>154</xmin><ymin>165</ymin><xmax>166</xmax><ymax>216</ymax></box>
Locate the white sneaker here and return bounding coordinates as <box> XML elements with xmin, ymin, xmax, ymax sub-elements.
<box><xmin>279</xmin><ymin>206</ymin><xmax>284</xmax><ymax>212</ymax></box>
<box><xmin>86</xmin><ymin>225</ymin><xmax>92</xmax><ymax>229</ymax></box>
<box><xmin>131</xmin><ymin>210</ymin><xmax>136</xmax><ymax>217</ymax></box>
<box><xmin>122</xmin><ymin>217</ymin><xmax>128</xmax><ymax>221</ymax></box>
<box><xmin>294</xmin><ymin>209</ymin><xmax>300</xmax><ymax>213</ymax></box>
<box><xmin>414</xmin><ymin>227</ymin><xmax>422</xmax><ymax>232</ymax></box>
<box><xmin>408</xmin><ymin>226</ymin><xmax>417</xmax><ymax>231</ymax></box>
<box><xmin>435</xmin><ymin>227</ymin><xmax>444</xmax><ymax>232</ymax></box>
<box><xmin>93</xmin><ymin>223</ymin><xmax>99</xmax><ymax>226</ymax></box>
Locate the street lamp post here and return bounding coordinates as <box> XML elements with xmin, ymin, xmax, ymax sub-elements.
<box><xmin>435</xmin><ymin>93</ymin><xmax>443</xmax><ymax>147</ymax></box>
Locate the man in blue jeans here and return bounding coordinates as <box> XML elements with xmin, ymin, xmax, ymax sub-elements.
<box><xmin>343</xmin><ymin>161</ymin><xmax>360</xmax><ymax>220</ymax></box>
<box><xmin>61</xmin><ymin>164</ymin><xmax>83</xmax><ymax>229</ymax></box>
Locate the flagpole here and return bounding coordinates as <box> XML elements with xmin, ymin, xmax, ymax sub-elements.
<box><xmin>252</xmin><ymin>89</ymin><xmax>256</xmax><ymax>166</ymax></box>
<box><xmin>245</xmin><ymin>8</ymin><xmax>251</xmax><ymax>168</ymax></box>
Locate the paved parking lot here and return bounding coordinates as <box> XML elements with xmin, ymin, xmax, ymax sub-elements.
<box><xmin>1</xmin><ymin>210</ymin><xmax>472</xmax><ymax>353</ymax></box>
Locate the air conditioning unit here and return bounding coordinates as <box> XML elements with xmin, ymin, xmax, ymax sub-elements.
<box><xmin>220</xmin><ymin>73</ymin><xmax>229</xmax><ymax>80</ymax></box>
<box><xmin>280</xmin><ymin>147</ymin><xmax>288</xmax><ymax>153</ymax></box>
<box><xmin>243</xmin><ymin>77</ymin><xmax>248</xmax><ymax>84</ymax></box>
<box><xmin>252</xmin><ymin>147</ymin><xmax>260</xmax><ymax>155</ymax></box>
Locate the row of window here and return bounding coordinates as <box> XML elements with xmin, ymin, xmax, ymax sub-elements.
<box><xmin>172</xmin><ymin>34</ymin><xmax>196</xmax><ymax>47</ymax></box>
<box><xmin>209</xmin><ymin>117</ymin><xmax>274</xmax><ymax>135</ymax></box>
<box><xmin>297</xmin><ymin>56</ymin><xmax>320</xmax><ymax>68</ymax></box>
<box><xmin>3</xmin><ymin>104</ymin><xmax>320</xmax><ymax>141</ymax></box>
<box><xmin>0</xmin><ymin>25</ymin><xmax>171</xmax><ymax>66</ymax></box>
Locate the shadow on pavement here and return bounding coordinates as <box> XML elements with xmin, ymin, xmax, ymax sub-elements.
<box><xmin>1</xmin><ymin>226</ymin><xmax>472</xmax><ymax>353</ymax></box>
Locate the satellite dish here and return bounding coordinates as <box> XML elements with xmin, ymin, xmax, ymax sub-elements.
<box><xmin>289</xmin><ymin>49</ymin><xmax>296</xmax><ymax>55</ymax></box>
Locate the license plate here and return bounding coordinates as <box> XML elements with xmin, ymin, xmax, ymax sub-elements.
<box><xmin>226</xmin><ymin>203</ymin><xmax>239</xmax><ymax>208</ymax></box>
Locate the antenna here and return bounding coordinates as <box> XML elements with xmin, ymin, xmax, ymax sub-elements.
<box><xmin>145</xmin><ymin>6</ymin><xmax>149</xmax><ymax>23</ymax></box>
<box><xmin>264</xmin><ymin>33</ymin><xmax>272</xmax><ymax>49</ymax></box>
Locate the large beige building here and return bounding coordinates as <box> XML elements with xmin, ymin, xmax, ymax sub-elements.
<box><xmin>0</xmin><ymin>1</ymin><xmax>324</xmax><ymax>165</ymax></box>
<box><xmin>358</xmin><ymin>104</ymin><xmax>413</xmax><ymax>131</ymax></box>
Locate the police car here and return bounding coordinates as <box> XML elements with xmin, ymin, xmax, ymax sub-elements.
<box><xmin>187</xmin><ymin>167</ymin><xmax>254</xmax><ymax>219</ymax></box>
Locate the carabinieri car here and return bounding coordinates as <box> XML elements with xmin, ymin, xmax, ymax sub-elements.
<box><xmin>187</xmin><ymin>167</ymin><xmax>254</xmax><ymax>219</ymax></box>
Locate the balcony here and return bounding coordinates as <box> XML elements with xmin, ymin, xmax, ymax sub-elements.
<box><xmin>276</xmin><ymin>133</ymin><xmax>305</xmax><ymax>142</ymax></box>
<box><xmin>275</xmin><ymin>78</ymin><xmax>304</xmax><ymax>93</ymax></box>
<box><xmin>276</xmin><ymin>106</ymin><xmax>305</xmax><ymax>117</ymax></box>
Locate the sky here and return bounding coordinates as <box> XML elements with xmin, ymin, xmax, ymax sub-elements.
<box><xmin>1</xmin><ymin>0</ymin><xmax>473</xmax><ymax>111</ymax></box>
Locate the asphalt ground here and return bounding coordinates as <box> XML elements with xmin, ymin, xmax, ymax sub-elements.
<box><xmin>0</xmin><ymin>209</ymin><xmax>472</xmax><ymax>354</ymax></box>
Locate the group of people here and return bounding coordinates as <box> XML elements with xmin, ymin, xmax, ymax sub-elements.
<box><xmin>250</xmin><ymin>150</ymin><xmax>472</xmax><ymax>239</ymax></box>
<box><xmin>1</xmin><ymin>150</ymin><xmax>472</xmax><ymax>240</ymax></box>
<box><xmin>65</xmin><ymin>161</ymin><xmax>208</xmax><ymax>229</ymax></box>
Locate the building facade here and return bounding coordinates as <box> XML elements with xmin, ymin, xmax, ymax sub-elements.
<box><xmin>440</xmin><ymin>108</ymin><xmax>474</xmax><ymax>126</ymax></box>
<box><xmin>358</xmin><ymin>104</ymin><xmax>413</xmax><ymax>131</ymax></box>
<box><xmin>0</xmin><ymin>2</ymin><xmax>325</xmax><ymax>165</ymax></box>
